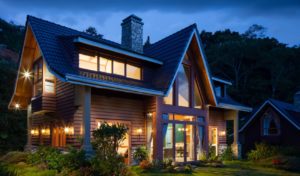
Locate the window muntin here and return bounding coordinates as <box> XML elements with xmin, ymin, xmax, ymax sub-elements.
<box><xmin>79</xmin><ymin>53</ymin><xmax>97</xmax><ymax>71</ymax></box>
<box><xmin>178</xmin><ymin>64</ymin><xmax>190</xmax><ymax>107</ymax></box>
<box><xmin>99</xmin><ymin>57</ymin><xmax>112</xmax><ymax>73</ymax></box>
<box><xmin>163</xmin><ymin>86</ymin><xmax>173</xmax><ymax>105</ymax></box>
<box><xmin>263</xmin><ymin>113</ymin><xmax>280</xmax><ymax>136</ymax></box>
<box><xmin>113</xmin><ymin>61</ymin><xmax>125</xmax><ymax>76</ymax></box>
<box><xmin>126</xmin><ymin>64</ymin><xmax>141</xmax><ymax>80</ymax></box>
<box><xmin>33</xmin><ymin>59</ymin><xmax>43</xmax><ymax>97</ymax></box>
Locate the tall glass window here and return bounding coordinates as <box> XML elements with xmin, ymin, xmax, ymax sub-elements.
<box><xmin>33</xmin><ymin>59</ymin><xmax>43</xmax><ymax>96</ymax></box>
<box><xmin>163</xmin><ymin>86</ymin><xmax>173</xmax><ymax>105</ymax></box>
<box><xmin>178</xmin><ymin>64</ymin><xmax>190</xmax><ymax>107</ymax></box>
<box><xmin>194</xmin><ymin>80</ymin><xmax>202</xmax><ymax>109</ymax></box>
<box><xmin>163</xmin><ymin>124</ymin><xmax>173</xmax><ymax>160</ymax></box>
<box><xmin>186</xmin><ymin>124</ymin><xmax>195</xmax><ymax>161</ymax></box>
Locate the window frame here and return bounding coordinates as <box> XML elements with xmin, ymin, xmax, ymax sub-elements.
<box><xmin>33</xmin><ymin>58</ymin><xmax>43</xmax><ymax>97</ymax></box>
<box><xmin>261</xmin><ymin>112</ymin><xmax>280</xmax><ymax>136</ymax></box>
<box><xmin>78</xmin><ymin>51</ymin><xmax>143</xmax><ymax>81</ymax></box>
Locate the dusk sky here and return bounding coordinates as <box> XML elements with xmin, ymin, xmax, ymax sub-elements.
<box><xmin>0</xmin><ymin>0</ymin><xmax>299</xmax><ymax>46</ymax></box>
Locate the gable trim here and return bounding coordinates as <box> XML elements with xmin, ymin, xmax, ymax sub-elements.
<box><xmin>165</xmin><ymin>29</ymin><xmax>217</xmax><ymax>106</ymax></box>
<box><xmin>212</xmin><ymin>77</ymin><xmax>232</xmax><ymax>86</ymax></box>
<box><xmin>217</xmin><ymin>103</ymin><xmax>252</xmax><ymax>112</ymax></box>
<box><xmin>239</xmin><ymin>100</ymin><xmax>300</xmax><ymax>132</ymax></box>
<box><xmin>74</xmin><ymin>37</ymin><xmax>163</xmax><ymax>65</ymax></box>
<box><xmin>66</xmin><ymin>74</ymin><xmax>164</xmax><ymax>96</ymax></box>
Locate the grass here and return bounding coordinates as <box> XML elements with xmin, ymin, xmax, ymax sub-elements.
<box><xmin>131</xmin><ymin>160</ymin><xmax>300</xmax><ymax>176</ymax></box>
<box><xmin>3</xmin><ymin>162</ymin><xmax>57</xmax><ymax>176</ymax></box>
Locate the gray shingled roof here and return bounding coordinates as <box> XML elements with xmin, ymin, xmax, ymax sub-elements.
<box><xmin>240</xmin><ymin>98</ymin><xmax>300</xmax><ymax>132</ymax></box>
<box><xmin>27</xmin><ymin>15</ymin><xmax>197</xmax><ymax>93</ymax></box>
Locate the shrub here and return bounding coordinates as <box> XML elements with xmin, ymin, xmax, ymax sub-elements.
<box><xmin>27</xmin><ymin>146</ymin><xmax>64</xmax><ymax>171</ymax></box>
<box><xmin>221</xmin><ymin>146</ymin><xmax>234</xmax><ymax>161</ymax></box>
<box><xmin>62</xmin><ymin>148</ymin><xmax>87</xmax><ymax>170</ymax></box>
<box><xmin>0</xmin><ymin>151</ymin><xmax>28</xmax><ymax>164</ymax></box>
<box><xmin>184</xmin><ymin>164</ymin><xmax>193</xmax><ymax>173</ymax></box>
<box><xmin>91</xmin><ymin>122</ymin><xmax>129</xmax><ymax>176</ymax></box>
<box><xmin>162</xmin><ymin>159</ymin><xmax>173</xmax><ymax>169</ymax></box>
<box><xmin>0</xmin><ymin>163</ymin><xmax>17</xmax><ymax>176</ymax></box>
<box><xmin>139</xmin><ymin>160</ymin><xmax>152</xmax><ymax>170</ymax></box>
<box><xmin>133</xmin><ymin>146</ymin><xmax>148</xmax><ymax>164</ymax></box>
<box><xmin>247</xmin><ymin>143</ymin><xmax>278</xmax><ymax>160</ymax></box>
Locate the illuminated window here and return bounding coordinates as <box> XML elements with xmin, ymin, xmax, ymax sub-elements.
<box><xmin>263</xmin><ymin>113</ymin><xmax>280</xmax><ymax>136</ymax></box>
<box><xmin>113</xmin><ymin>61</ymin><xmax>125</xmax><ymax>76</ymax></box>
<box><xmin>99</xmin><ymin>57</ymin><xmax>112</xmax><ymax>73</ymax></box>
<box><xmin>79</xmin><ymin>53</ymin><xmax>97</xmax><ymax>71</ymax></box>
<box><xmin>178</xmin><ymin>64</ymin><xmax>190</xmax><ymax>107</ymax></box>
<box><xmin>44</xmin><ymin>66</ymin><xmax>55</xmax><ymax>94</ymax></box>
<box><xmin>163</xmin><ymin>86</ymin><xmax>173</xmax><ymax>105</ymax></box>
<box><xmin>33</xmin><ymin>59</ymin><xmax>43</xmax><ymax>96</ymax></box>
<box><xmin>194</xmin><ymin>80</ymin><xmax>202</xmax><ymax>109</ymax></box>
<box><xmin>126</xmin><ymin>64</ymin><xmax>141</xmax><ymax>80</ymax></box>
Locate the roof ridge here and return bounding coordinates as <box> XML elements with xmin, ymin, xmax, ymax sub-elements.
<box><xmin>148</xmin><ymin>23</ymin><xmax>197</xmax><ymax>47</ymax></box>
<box><xmin>27</xmin><ymin>15</ymin><xmax>83</xmax><ymax>35</ymax></box>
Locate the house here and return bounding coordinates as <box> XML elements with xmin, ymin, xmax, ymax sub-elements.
<box><xmin>8</xmin><ymin>15</ymin><xmax>251</xmax><ymax>163</ymax></box>
<box><xmin>239</xmin><ymin>92</ymin><xmax>300</xmax><ymax>157</ymax></box>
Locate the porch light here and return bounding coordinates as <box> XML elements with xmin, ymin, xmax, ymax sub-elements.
<box><xmin>30</xmin><ymin>129</ymin><xmax>35</xmax><ymax>135</ymax></box>
<box><xmin>146</xmin><ymin>112</ymin><xmax>153</xmax><ymax>118</ymax></box>
<box><xmin>219</xmin><ymin>131</ymin><xmax>226</xmax><ymax>136</ymax></box>
<box><xmin>41</xmin><ymin>129</ymin><xmax>45</xmax><ymax>134</ymax></box>
<box><xmin>22</xmin><ymin>70</ymin><xmax>32</xmax><ymax>79</ymax></box>
<box><xmin>137</xmin><ymin>128</ymin><xmax>142</xmax><ymax>134</ymax></box>
<box><xmin>31</xmin><ymin>129</ymin><xmax>39</xmax><ymax>136</ymax></box>
<box><xmin>15</xmin><ymin>103</ymin><xmax>20</xmax><ymax>109</ymax></box>
<box><xmin>64</xmin><ymin>126</ymin><xmax>74</xmax><ymax>135</ymax></box>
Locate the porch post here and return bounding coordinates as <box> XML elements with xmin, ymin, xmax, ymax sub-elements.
<box><xmin>25</xmin><ymin>104</ymin><xmax>32</xmax><ymax>151</ymax></box>
<box><xmin>231</xmin><ymin>110</ymin><xmax>241</xmax><ymax>159</ymax></box>
<box><xmin>82</xmin><ymin>86</ymin><xmax>93</xmax><ymax>156</ymax></box>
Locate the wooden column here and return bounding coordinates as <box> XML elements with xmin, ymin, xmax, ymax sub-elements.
<box><xmin>82</xmin><ymin>86</ymin><xmax>93</xmax><ymax>156</ymax></box>
<box><xmin>25</xmin><ymin>104</ymin><xmax>32</xmax><ymax>151</ymax></box>
<box><xmin>153</xmin><ymin>97</ymin><xmax>163</xmax><ymax>161</ymax></box>
<box><xmin>225</xmin><ymin>110</ymin><xmax>241</xmax><ymax>159</ymax></box>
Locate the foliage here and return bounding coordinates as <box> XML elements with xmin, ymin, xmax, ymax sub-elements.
<box><xmin>27</xmin><ymin>146</ymin><xmax>64</xmax><ymax>171</ymax></box>
<box><xmin>139</xmin><ymin>160</ymin><xmax>152</xmax><ymax>170</ymax></box>
<box><xmin>0</xmin><ymin>163</ymin><xmax>17</xmax><ymax>176</ymax></box>
<box><xmin>221</xmin><ymin>146</ymin><xmax>234</xmax><ymax>161</ymax></box>
<box><xmin>61</xmin><ymin>148</ymin><xmax>87</xmax><ymax>171</ymax></box>
<box><xmin>91</xmin><ymin>122</ymin><xmax>129</xmax><ymax>176</ymax></box>
<box><xmin>183</xmin><ymin>164</ymin><xmax>193</xmax><ymax>173</ymax></box>
<box><xmin>208</xmin><ymin>145</ymin><xmax>218</xmax><ymax>161</ymax></box>
<box><xmin>0</xmin><ymin>18</ymin><xmax>24</xmax><ymax>52</ymax></box>
<box><xmin>0</xmin><ymin>151</ymin><xmax>28</xmax><ymax>164</ymax></box>
<box><xmin>247</xmin><ymin>143</ymin><xmax>278</xmax><ymax>160</ymax></box>
<box><xmin>133</xmin><ymin>146</ymin><xmax>148</xmax><ymax>164</ymax></box>
<box><xmin>0</xmin><ymin>59</ymin><xmax>27</xmax><ymax>154</ymax></box>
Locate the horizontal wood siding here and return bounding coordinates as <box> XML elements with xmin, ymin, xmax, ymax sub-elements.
<box><xmin>31</xmin><ymin>95</ymin><xmax>56</xmax><ymax>113</ymax></box>
<box><xmin>209</xmin><ymin>108</ymin><xmax>226</xmax><ymax>145</ymax></box>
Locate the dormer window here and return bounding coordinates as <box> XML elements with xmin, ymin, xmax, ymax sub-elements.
<box><xmin>215</xmin><ymin>85</ymin><xmax>225</xmax><ymax>97</ymax></box>
<box><xmin>79</xmin><ymin>52</ymin><xmax>142</xmax><ymax>80</ymax></box>
<box><xmin>262</xmin><ymin>113</ymin><xmax>280</xmax><ymax>136</ymax></box>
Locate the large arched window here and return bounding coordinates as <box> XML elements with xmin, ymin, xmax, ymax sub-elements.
<box><xmin>262</xmin><ymin>113</ymin><xmax>280</xmax><ymax>136</ymax></box>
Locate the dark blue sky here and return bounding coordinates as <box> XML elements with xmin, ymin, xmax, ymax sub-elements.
<box><xmin>1</xmin><ymin>0</ymin><xmax>299</xmax><ymax>46</ymax></box>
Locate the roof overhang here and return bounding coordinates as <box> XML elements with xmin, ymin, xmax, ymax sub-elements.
<box><xmin>217</xmin><ymin>102</ymin><xmax>252</xmax><ymax>112</ymax></box>
<box><xmin>73</xmin><ymin>37</ymin><xmax>163</xmax><ymax>65</ymax></box>
<box><xmin>239</xmin><ymin>100</ymin><xmax>300</xmax><ymax>132</ymax></box>
<box><xmin>66</xmin><ymin>74</ymin><xmax>164</xmax><ymax>96</ymax></box>
<box><xmin>212</xmin><ymin>77</ymin><xmax>232</xmax><ymax>86</ymax></box>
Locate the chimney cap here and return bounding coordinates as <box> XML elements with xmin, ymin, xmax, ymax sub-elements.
<box><xmin>121</xmin><ymin>14</ymin><xmax>144</xmax><ymax>25</ymax></box>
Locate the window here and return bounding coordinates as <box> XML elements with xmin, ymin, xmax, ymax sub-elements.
<box><xmin>126</xmin><ymin>64</ymin><xmax>141</xmax><ymax>80</ymax></box>
<box><xmin>178</xmin><ymin>64</ymin><xmax>190</xmax><ymax>107</ymax></box>
<box><xmin>44</xmin><ymin>66</ymin><xmax>55</xmax><ymax>94</ymax></box>
<box><xmin>79</xmin><ymin>53</ymin><xmax>97</xmax><ymax>71</ymax></box>
<box><xmin>99</xmin><ymin>57</ymin><xmax>112</xmax><ymax>73</ymax></box>
<box><xmin>262</xmin><ymin>113</ymin><xmax>280</xmax><ymax>136</ymax></box>
<box><xmin>194</xmin><ymin>80</ymin><xmax>202</xmax><ymax>109</ymax></box>
<box><xmin>33</xmin><ymin>59</ymin><xmax>43</xmax><ymax>96</ymax></box>
<box><xmin>163</xmin><ymin>86</ymin><xmax>173</xmax><ymax>105</ymax></box>
<box><xmin>215</xmin><ymin>85</ymin><xmax>225</xmax><ymax>97</ymax></box>
<box><xmin>113</xmin><ymin>61</ymin><xmax>125</xmax><ymax>76</ymax></box>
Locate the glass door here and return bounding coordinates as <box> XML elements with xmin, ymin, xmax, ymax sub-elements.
<box><xmin>175</xmin><ymin>124</ymin><xmax>185</xmax><ymax>162</ymax></box>
<box><xmin>186</xmin><ymin>124</ymin><xmax>195</xmax><ymax>161</ymax></box>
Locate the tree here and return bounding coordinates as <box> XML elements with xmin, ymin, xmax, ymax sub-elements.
<box><xmin>244</xmin><ymin>24</ymin><xmax>266</xmax><ymax>39</ymax></box>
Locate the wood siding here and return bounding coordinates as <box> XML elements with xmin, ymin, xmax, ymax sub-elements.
<box><xmin>31</xmin><ymin>95</ymin><xmax>56</xmax><ymax>113</ymax></box>
<box><xmin>240</xmin><ymin>105</ymin><xmax>300</xmax><ymax>157</ymax></box>
<box><xmin>208</xmin><ymin>108</ymin><xmax>227</xmax><ymax>145</ymax></box>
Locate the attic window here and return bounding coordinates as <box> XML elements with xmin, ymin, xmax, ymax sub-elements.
<box><xmin>262</xmin><ymin>113</ymin><xmax>280</xmax><ymax>136</ymax></box>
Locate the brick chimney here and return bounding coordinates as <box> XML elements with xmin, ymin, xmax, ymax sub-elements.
<box><xmin>294</xmin><ymin>91</ymin><xmax>300</xmax><ymax>109</ymax></box>
<box><xmin>121</xmin><ymin>15</ymin><xmax>144</xmax><ymax>53</ymax></box>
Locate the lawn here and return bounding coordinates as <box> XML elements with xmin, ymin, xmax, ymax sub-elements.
<box><xmin>131</xmin><ymin>161</ymin><xmax>300</xmax><ymax>176</ymax></box>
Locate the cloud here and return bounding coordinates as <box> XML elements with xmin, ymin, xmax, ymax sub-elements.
<box><xmin>0</xmin><ymin>0</ymin><xmax>299</xmax><ymax>45</ymax></box>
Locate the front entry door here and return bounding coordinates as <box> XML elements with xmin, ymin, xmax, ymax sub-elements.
<box><xmin>210</xmin><ymin>127</ymin><xmax>218</xmax><ymax>156</ymax></box>
<box><xmin>174</xmin><ymin>123</ymin><xmax>195</xmax><ymax>162</ymax></box>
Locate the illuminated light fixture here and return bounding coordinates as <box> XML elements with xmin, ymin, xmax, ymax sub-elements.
<box><xmin>30</xmin><ymin>130</ymin><xmax>35</xmax><ymax>135</ymax></box>
<box><xmin>97</xmin><ymin>122</ymin><xmax>101</xmax><ymax>128</ymax></box>
<box><xmin>146</xmin><ymin>112</ymin><xmax>153</xmax><ymax>118</ymax></box>
<box><xmin>137</xmin><ymin>128</ymin><xmax>142</xmax><ymax>134</ymax></box>
<box><xmin>219</xmin><ymin>131</ymin><xmax>226</xmax><ymax>136</ymax></box>
<box><xmin>22</xmin><ymin>70</ymin><xmax>32</xmax><ymax>79</ymax></box>
<box><xmin>41</xmin><ymin>129</ymin><xmax>46</xmax><ymax>134</ymax></box>
<box><xmin>15</xmin><ymin>103</ymin><xmax>20</xmax><ymax>109</ymax></box>
<box><xmin>64</xmin><ymin>126</ymin><xmax>74</xmax><ymax>135</ymax></box>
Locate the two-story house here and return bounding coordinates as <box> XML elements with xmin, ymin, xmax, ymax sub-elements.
<box><xmin>9</xmin><ymin>15</ymin><xmax>251</xmax><ymax>163</ymax></box>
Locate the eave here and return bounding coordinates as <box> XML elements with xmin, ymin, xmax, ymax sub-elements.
<box><xmin>65</xmin><ymin>74</ymin><xmax>164</xmax><ymax>96</ymax></box>
<box><xmin>73</xmin><ymin>37</ymin><xmax>163</xmax><ymax>65</ymax></box>
<box><xmin>217</xmin><ymin>103</ymin><xmax>252</xmax><ymax>112</ymax></box>
<box><xmin>212</xmin><ymin>77</ymin><xmax>232</xmax><ymax>86</ymax></box>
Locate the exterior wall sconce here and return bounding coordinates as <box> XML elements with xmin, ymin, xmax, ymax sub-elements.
<box><xmin>219</xmin><ymin>131</ymin><xmax>226</xmax><ymax>136</ymax></box>
<box><xmin>41</xmin><ymin>128</ymin><xmax>50</xmax><ymax>135</ymax></box>
<box><xmin>31</xmin><ymin>129</ymin><xmax>39</xmax><ymax>136</ymax></box>
<box><xmin>137</xmin><ymin>128</ymin><xmax>142</xmax><ymax>134</ymax></box>
<box><xmin>15</xmin><ymin>103</ymin><xmax>20</xmax><ymax>109</ymax></box>
<box><xmin>146</xmin><ymin>112</ymin><xmax>153</xmax><ymax>118</ymax></box>
<box><xmin>64</xmin><ymin>126</ymin><xmax>74</xmax><ymax>135</ymax></box>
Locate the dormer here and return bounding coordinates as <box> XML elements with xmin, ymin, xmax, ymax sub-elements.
<box><xmin>212</xmin><ymin>77</ymin><xmax>232</xmax><ymax>98</ymax></box>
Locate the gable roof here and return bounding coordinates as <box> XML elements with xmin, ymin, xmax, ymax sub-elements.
<box><xmin>217</xmin><ymin>96</ymin><xmax>252</xmax><ymax>112</ymax></box>
<box><xmin>239</xmin><ymin>98</ymin><xmax>300</xmax><ymax>132</ymax></box>
<box><xmin>24</xmin><ymin>16</ymin><xmax>217</xmax><ymax>100</ymax></box>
